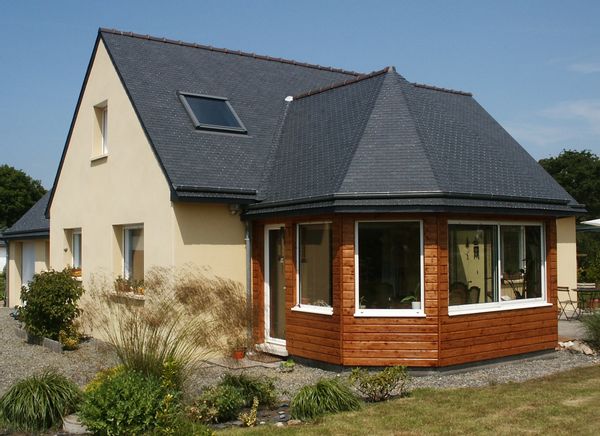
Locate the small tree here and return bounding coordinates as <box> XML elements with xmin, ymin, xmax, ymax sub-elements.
<box><xmin>20</xmin><ymin>269</ymin><xmax>83</xmax><ymax>340</ymax></box>
<box><xmin>0</xmin><ymin>164</ymin><xmax>46</xmax><ymax>230</ymax></box>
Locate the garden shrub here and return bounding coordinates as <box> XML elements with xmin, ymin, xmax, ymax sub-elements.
<box><xmin>581</xmin><ymin>311</ymin><xmax>600</xmax><ymax>348</ymax></box>
<box><xmin>189</xmin><ymin>385</ymin><xmax>245</xmax><ymax>423</ymax></box>
<box><xmin>19</xmin><ymin>268</ymin><xmax>83</xmax><ymax>341</ymax></box>
<box><xmin>349</xmin><ymin>366</ymin><xmax>409</xmax><ymax>401</ymax></box>
<box><xmin>80</xmin><ymin>369</ymin><xmax>183</xmax><ymax>435</ymax></box>
<box><xmin>0</xmin><ymin>269</ymin><xmax>5</xmax><ymax>301</ymax></box>
<box><xmin>0</xmin><ymin>370</ymin><xmax>81</xmax><ymax>432</ymax></box>
<box><xmin>220</xmin><ymin>373</ymin><xmax>277</xmax><ymax>407</ymax></box>
<box><xmin>290</xmin><ymin>378</ymin><xmax>361</xmax><ymax>421</ymax></box>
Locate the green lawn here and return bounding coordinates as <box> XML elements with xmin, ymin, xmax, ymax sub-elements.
<box><xmin>223</xmin><ymin>364</ymin><xmax>600</xmax><ymax>436</ymax></box>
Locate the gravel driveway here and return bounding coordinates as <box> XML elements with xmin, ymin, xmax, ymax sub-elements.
<box><xmin>1</xmin><ymin>307</ymin><xmax>598</xmax><ymax>400</ymax></box>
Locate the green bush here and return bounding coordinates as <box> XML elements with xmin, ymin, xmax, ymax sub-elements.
<box><xmin>220</xmin><ymin>373</ymin><xmax>277</xmax><ymax>407</ymax></box>
<box><xmin>349</xmin><ymin>366</ymin><xmax>409</xmax><ymax>401</ymax></box>
<box><xmin>581</xmin><ymin>311</ymin><xmax>600</xmax><ymax>348</ymax></box>
<box><xmin>19</xmin><ymin>269</ymin><xmax>83</xmax><ymax>340</ymax></box>
<box><xmin>79</xmin><ymin>370</ymin><xmax>180</xmax><ymax>435</ymax></box>
<box><xmin>0</xmin><ymin>370</ymin><xmax>81</xmax><ymax>432</ymax></box>
<box><xmin>190</xmin><ymin>385</ymin><xmax>245</xmax><ymax>423</ymax></box>
<box><xmin>290</xmin><ymin>378</ymin><xmax>361</xmax><ymax>421</ymax></box>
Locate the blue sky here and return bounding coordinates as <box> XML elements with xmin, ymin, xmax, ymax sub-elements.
<box><xmin>1</xmin><ymin>0</ymin><xmax>599</xmax><ymax>188</ymax></box>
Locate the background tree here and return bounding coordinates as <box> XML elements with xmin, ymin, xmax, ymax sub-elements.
<box><xmin>0</xmin><ymin>164</ymin><xmax>46</xmax><ymax>230</ymax></box>
<box><xmin>539</xmin><ymin>149</ymin><xmax>600</xmax><ymax>220</ymax></box>
<box><xmin>539</xmin><ymin>149</ymin><xmax>600</xmax><ymax>283</ymax></box>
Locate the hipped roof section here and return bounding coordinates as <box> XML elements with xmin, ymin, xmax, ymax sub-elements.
<box><xmin>3</xmin><ymin>192</ymin><xmax>50</xmax><ymax>240</ymax></box>
<box><xmin>48</xmin><ymin>29</ymin><xmax>584</xmax><ymax>219</ymax></box>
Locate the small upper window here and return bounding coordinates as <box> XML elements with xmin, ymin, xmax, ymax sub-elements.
<box><xmin>178</xmin><ymin>92</ymin><xmax>246</xmax><ymax>133</ymax></box>
<box><xmin>93</xmin><ymin>101</ymin><xmax>108</xmax><ymax>157</ymax></box>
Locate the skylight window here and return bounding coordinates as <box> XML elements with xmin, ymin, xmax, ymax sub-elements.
<box><xmin>178</xmin><ymin>92</ymin><xmax>246</xmax><ymax>133</ymax></box>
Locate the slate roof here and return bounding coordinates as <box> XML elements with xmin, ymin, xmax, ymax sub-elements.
<box><xmin>48</xmin><ymin>29</ymin><xmax>584</xmax><ymax>218</ymax></box>
<box><xmin>3</xmin><ymin>192</ymin><xmax>50</xmax><ymax>239</ymax></box>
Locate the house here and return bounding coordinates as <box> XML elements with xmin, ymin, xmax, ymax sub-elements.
<box><xmin>2</xmin><ymin>192</ymin><xmax>51</xmax><ymax>307</ymax></box>
<box><xmin>42</xmin><ymin>28</ymin><xmax>583</xmax><ymax>367</ymax></box>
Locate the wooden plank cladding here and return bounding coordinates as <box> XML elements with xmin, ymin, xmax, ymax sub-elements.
<box><xmin>251</xmin><ymin>213</ymin><xmax>559</xmax><ymax>368</ymax></box>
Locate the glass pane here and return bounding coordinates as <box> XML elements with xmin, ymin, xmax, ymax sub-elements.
<box><xmin>449</xmin><ymin>225</ymin><xmax>497</xmax><ymax>306</ymax></box>
<box><xmin>185</xmin><ymin>96</ymin><xmax>242</xmax><ymax>129</ymax></box>
<box><xmin>358</xmin><ymin>222</ymin><xmax>421</xmax><ymax>310</ymax></box>
<box><xmin>298</xmin><ymin>223</ymin><xmax>332</xmax><ymax>307</ymax></box>
<box><xmin>126</xmin><ymin>228</ymin><xmax>144</xmax><ymax>282</ymax></box>
<box><xmin>268</xmin><ymin>228</ymin><xmax>285</xmax><ymax>340</ymax></box>
<box><xmin>500</xmin><ymin>225</ymin><xmax>543</xmax><ymax>300</ymax></box>
<box><xmin>72</xmin><ymin>233</ymin><xmax>81</xmax><ymax>269</ymax></box>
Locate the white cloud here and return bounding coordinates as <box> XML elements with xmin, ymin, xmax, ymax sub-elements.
<box><xmin>568</xmin><ymin>62</ymin><xmax>600</xmax><ymax>74</ymax></box>
<box><xmin>541</xmin><ymin>100</ymin><xmax>600</xmax><ymax>134</ymax></box>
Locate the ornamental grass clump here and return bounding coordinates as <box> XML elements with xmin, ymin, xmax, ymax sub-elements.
<box><xmin>290</xmin><ymin>378</ymin><xmax>361</xmax><ymax>421</ymax></box>
<box><xmin>350</xmin><ymin>366</ymin><xmax>409</xmax><ymax>402</ymax></box>
<box><xmin>581</xmin><ymin>311</ymin><xmax>600</xmax><ymax>349</ymax></box>
<box><xmin>82</xmin><ymin>266</ymin><xmax>252</xmax><ymax>388</ymax></box>
<box><xmin>0</xmin><ymin>370</ymin><xmax>81</xmax><ymax>432</ymax></box>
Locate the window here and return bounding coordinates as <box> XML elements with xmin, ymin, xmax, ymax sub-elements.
<box><xmin>124</xmin><ymin>226</ymin><xmax>144</xmax><ymax>281</ymax></box>
<box><xmin>356</xmin><ymin>221</ymin><xmax>424</xmax><ymax>316</ymax></box>
<box><xmin>72</xmin><ymin>230</ymin><xmax>82</xmax><ymax>269</ymax></box>
<box><xmin>178</xmin><ymin>92</ymin><xmax>246</xmax><ymax>133</ymax></box>
<box><xmin>448</xmin><ymin>222</ymin><xmax>545</xmax><ymax>314</ymax></box>
<box><xmin>296</xmin><ymin>223</ymin><xmax>332</xmax><ymax>313</ymax></box>
<box><xmin>93</xmin><ymin>102</ymin><xmax>108</xmax><ymax>156</ymax></box>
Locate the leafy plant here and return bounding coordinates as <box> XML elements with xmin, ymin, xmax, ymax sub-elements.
<box><xmin>220</xmin><ymin>373</ymin><xmax>277</xmax><ymax>407</ymax></box>
<box><xmin>349</xmin><ymin>366</ymin><xmax>409</xmax><ymax>402</ymax></box>
<box><xmin>581</xmin><ymin>311</ymin><xmax>600</xmax><ymax>348</ymax></box>
<box><xmin>0</xmin><ymin>370</ymin><xmax>81</xmax><ymax>432</ymax></box>
<box><xmin>290</xmin><ymin>378</ymin><xmax>361</xmax><ymax>421</ymax></box>
<box><xmin>79</xmin><ymin>369</ymin><xmax>180</xmax><ymax>435</ymax></box>
<box><xmin>238</xmin><ymin>397</ymin><xmax>259</xmax><ymax>427</ymax></box>
<box><xmin>190</xmin><ymin>385</ymin><xmax>245</xmax><ymax>423</ymax></box>
<box><xmin>19</xmin><ymin>268</ymin><xmax>83</xmax><ymax>340</ymax></box>
<box><xmin>279</xmin><ymin>358</ymin><xmax>296</xmax><ymax>372</ymax></box>
<box><xmin>0</xmin><ymin>269</ymin><xmax>5</xmax><ymax>301</ymax></box>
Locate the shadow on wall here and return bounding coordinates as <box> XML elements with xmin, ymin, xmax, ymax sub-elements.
<box><xmin>174</xmin><ymin>203</ymin><xmax>245</xmax><ymax>246</ymax></box>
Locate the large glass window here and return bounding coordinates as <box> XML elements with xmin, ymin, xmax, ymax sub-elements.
<box><xmin>357</xmin><ymin>221</ymin><xmax>422</xmax><ymax>311</ymax></box>
<box><xmin>124</xmin><ymin>227</ymin><xmax>144</xmax><ymax>282</ymax></box>
<box><xmin>449</xmin><ymin>223</ymin><xmax>544</xmax><ymax>310</ymax></box>
<box><xmin>297</xmin><ymin>223</ymin><xmax>332</xmax><ymax>309</ymax></box>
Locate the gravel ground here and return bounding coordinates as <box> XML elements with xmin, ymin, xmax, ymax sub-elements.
<box><xmin>1</xmin><ymin>306</ymin><xmax>598</xmax><ymax>400</ymax></box>
<box><xmin>0</xmin><ymin>308</ymin><xmax>118</xmax><ymax>396</ymax></box>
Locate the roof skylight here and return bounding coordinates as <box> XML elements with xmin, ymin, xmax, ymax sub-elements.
<box><xmin>178</xmin><ymin>92</ymin><xmax>247</xmax><ymax>133</ymax></box>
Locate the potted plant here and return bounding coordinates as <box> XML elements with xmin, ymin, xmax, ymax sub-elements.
<box><xmin>228</xmin><ymin>337</ymin><xmax>247</xmax><ymax>360</ymax></box>
<box><xmin>400</xmin><ymin>295</ymin><xmax>421</xmax><ymax>310</ymax></box>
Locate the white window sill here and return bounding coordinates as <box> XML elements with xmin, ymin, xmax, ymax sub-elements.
<box><xmin>90</xmin><ymin>153</ymin><xmax>108</xmax><ymax>162</ymax></box>
<box><xmin>354</xmin><ymin>309</ymin><xmax>426</xmax><ymax>318</ymax></box>
<box><xmin>448</xmin><ymin>301</ymin><xmax>552</xmax><ymax>316</ymax></box>
<box><xmin>291</xmin><ymin>305</ymin><xmax>333</xmax><ymax>316</ymax></box>
<box><xmin>255</xmin><ymin>342</ymin><xmax>288</xmax><ymax>357</ymax></box>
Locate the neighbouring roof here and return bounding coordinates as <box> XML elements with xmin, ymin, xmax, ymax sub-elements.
<box><xmin>3</xmin><ymin>192</ymin><xmax>50</xmax><ymax>240</ymax></box>
<box><xmin>49</xmin><ymin>29</ymin><xmax>585</xmax><ymax>218</ymax></box>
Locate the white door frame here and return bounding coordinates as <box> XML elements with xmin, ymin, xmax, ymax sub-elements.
<box><xmin>263</xmin><ymin>224</ymin><xmax>286</xmax><ymax>347</ymax></box>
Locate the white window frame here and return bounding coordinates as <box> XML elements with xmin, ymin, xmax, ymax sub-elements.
<box><xmin>123</xmin><ymin>224</ymin><xmax>143</xmax><ymax>280</ymax></box>
<box><xmin>72</xmin><ymin>229</ymin><xmax>82</xmax><ymax>269</ymax></box>
<box><xmin>448</xmin><ymin>220</ymin><xmax>550</xmax><ymax>316</ymax></box>
<box><xmin>354</xmin><ymin>220</ymin><xmax>425</xmax><ymax>318</ymax></box>
<box><xmin>101</xmin><ymin>106</ymin><xmax>108</xmax><ymax>155</ymax></box>
<box><xmin>263</xmin><ymin>224</ymin><xmax>287</xmax><ymax>347</ymax></box>
<box><xmin>292</xmin><ymin>221</ymin><xmax>334</xmax><ymax>316</ymax></box>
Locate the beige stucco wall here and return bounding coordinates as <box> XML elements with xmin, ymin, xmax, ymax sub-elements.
<box><xmin>6</xmin><ymin>239</ymin><xmax>49</xmax><ymax>307</ymax></box>
<box><xmin>556</xmin><ymin>217</ymin><xmax>577</xmax><ymax>293</ymax></box>
<box><xmin>49</xmin><ymin>40</ymin><xmax>247</xmax><ymax>295</ymax></box>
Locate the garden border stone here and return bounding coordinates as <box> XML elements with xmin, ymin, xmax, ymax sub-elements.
<box><xmin>14</xmin><ymin>327</ymin><xmax>63</xmax><ymax>353</ymax></box>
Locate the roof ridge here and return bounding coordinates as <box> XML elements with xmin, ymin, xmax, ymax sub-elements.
<box><xmin>99</xmin><ymin>28</ymin><xmax>362</xmax><ymax>77</ymax></box>
<box><xmin>412</xmin><ymin>82</ymin><xmax>472</xmax><ymax>96</ymax></box>
<box><xmin>293</xmin><ymin>66</ymin><xmax>392</xmax><ymax>100</ymax></box>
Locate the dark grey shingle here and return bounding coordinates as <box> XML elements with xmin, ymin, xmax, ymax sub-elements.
<box><xmin>3</xmin><ymin>192</ymin><xmax>50</xmax><ymax>239</ymax></box>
